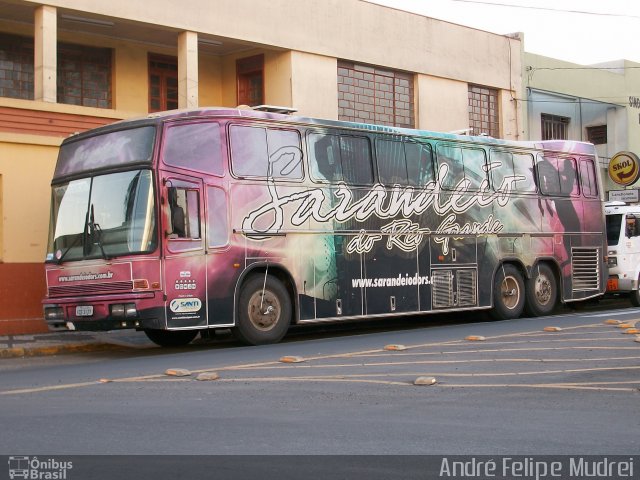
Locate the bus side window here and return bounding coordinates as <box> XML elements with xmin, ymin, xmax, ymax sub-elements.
<box><xmin>579</xmin><ymin>158</ymin><xmax>598</xmax><ymax>198</ymax></box>
<box><xmin>461</xmin><ymin>148</ymin><xmax>487</xmax><ymax>190</ymax></box>
<box><xmin>436</xmin><ymin>145</ymin><xmax>465</xmax><ymax>190</ymax></box>
<box><xmin>168</xmin><ymin>187</ymin><xmax>200</xmax><ymax>239</ymax></box>
<box><xmin>405</xmin><ymin>142</ymin><xmax>434</xmax><ymax>187</ymax></box>
<box><xmin>339</xmin><ymin>136</ymin><xmax>373</xmax><ymax>185</ymax></box>
<box><xmin>512</xmin><ymin>152</ymin><xmax>536</xmax><ymax>192</ymax></box>
<box><xmin>230</xmin><ymin>125</ymin><xmax>269</xmax><ymax>177</ymax></box>
<box><xmin>491</xmin><ymin>150</ymin><xmax>537</xmax><ymax>193</ymax></box>
<box><xmin>376</xmin><ymin>139</ymin><xmax>408</xmax><ymax>185</ymax></box>
<box><xmin>266</xmin><ymin>129</ymin><xmax>303</xmax><ymax>179</ymax></box>
<box><xmin>163</xmin><ymin>122</ymin><xmax>223</xmax><ymax>175</ymax></box>
<box><xmin>207</xmin><ymin>186</ymin><xmax>228</xmax><ymax>247</ymax></box>
<box><xmin>536</xmin><ymin>155</ymin><xmax>561</xmax><ymax>195</ymax></box>
<box><xmin>559</xmin><ymin>157</ymin><xmax>579</xmax><ymax>196</ymax></box>
<box><xmin>309</xmin><ymin>133</ymin><xmax>342</xmax><ymax>182</ymax></box>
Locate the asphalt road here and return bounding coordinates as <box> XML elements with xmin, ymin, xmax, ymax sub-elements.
<box><xmin>1</xmin><ymin>302</ymin><xmax>639</xmax><ymax>471</ymax></box>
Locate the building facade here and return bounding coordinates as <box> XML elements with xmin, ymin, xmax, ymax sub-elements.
<box><xmin>523</xmin><ymin>52</ymin><xmax>640</xmax><ymax>195</ymax></box>
<box><xmin>0</xmin><ymin>0</ymin><xmax>524</xmax><ymax>334</ymax></box>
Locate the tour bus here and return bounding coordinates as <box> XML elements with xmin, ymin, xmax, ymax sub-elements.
<box><xmin>43</xmin><ymin>106</ymin><xmax>607</xmax><ymax>346</ymax></box>
<box><xmin>604</xmin><ymin>201</ymin><xmax>640</xmax><ymax>305</ymax></box>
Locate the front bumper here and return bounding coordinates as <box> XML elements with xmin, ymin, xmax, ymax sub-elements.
<box><xmin>43</xmin><ymin>292</ymin><xmax>164</xmax><ymax>332</ymax></box>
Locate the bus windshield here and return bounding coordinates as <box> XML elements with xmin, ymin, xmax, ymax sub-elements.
<box><xmin>54</xmin><ymin>126</ymin><xmax>156</xmax><ymax>179</ymax></box>
<box><xmin>46</xmin><ymin>169</ymin><xmax>157</xmax><ymax>262</ymax></box>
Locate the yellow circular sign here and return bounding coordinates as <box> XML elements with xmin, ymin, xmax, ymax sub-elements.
<box><xmin>609</xmin><ymin>151</ymin><xmax>640</xmax><ymax>186</ymax></box>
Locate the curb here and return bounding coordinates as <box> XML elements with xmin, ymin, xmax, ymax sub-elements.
<box><xmin>0</xmin><ymin>342</ymin><xmax>128</xmax><ymax>358</ymax></box>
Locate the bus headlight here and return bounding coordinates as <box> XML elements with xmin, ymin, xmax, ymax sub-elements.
<box><xmin>110</xmin><ymin>303</ymin><xmax>138</xmax><ymax>318</ymax></box>
<box><xmin>111</xmin><ymin>304</ymin><xmax>125</xmax><ymax>317</ymax></box>
<box><xmin>608</xmin><ymin>257</ymin><xmax>617</xmax><ymax>267</ymax></box>
<box><xmin>44</xmin><ymin>307</ymin><xmax>64</xmax><ymax>320</ymax></box>
<box><xmin>125</xmin><ymin>303</ymin><xmax>138</xmax><ymax>318</ymax></box>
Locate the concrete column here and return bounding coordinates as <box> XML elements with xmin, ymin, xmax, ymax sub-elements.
<box><xmin>290</xmin><ymin>51</ymin><xmax>336</xmax><ymax>119</ymax></box>
<box><xmin>178</xmin><ymin>31</ymin><xmax>198</xmax><ymax>109</ymax></box>
<box><xmin>34</xmin><ymin>5</ymin><xmax>57</xmax><ymax>103</ymax></box>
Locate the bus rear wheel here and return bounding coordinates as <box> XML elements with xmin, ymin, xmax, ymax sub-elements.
<box><xmin>491</xmin><ymin>264</ymin><xmax>524</xmax><ymax>320</ymax></box>
<box><xmin>144</xmin><ymin>329</ymin><xmax>198</xmax><ymax>347</ymax></box>
<box><xmin>524</xmin><ymin>263</ymin><xmax>557</xmax><ymax>317</ymax></box>
<box><xmin>234</xmin><ymin>274</ymin><xmax>291</xmax><ymax>345</ymax></box>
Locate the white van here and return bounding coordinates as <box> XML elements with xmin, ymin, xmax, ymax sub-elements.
<box><xmin>605</xmin><ymin>201</ymin><xmax>640</xmax><ymax>305</ymax></box>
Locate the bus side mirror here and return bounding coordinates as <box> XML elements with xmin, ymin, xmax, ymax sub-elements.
<box><xmin>625</xmin><ymin>216</ymin><xmax>638</xmax><ymax>238</ymax></box>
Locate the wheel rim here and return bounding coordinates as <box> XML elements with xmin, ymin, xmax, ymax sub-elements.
<box><xmin>500</xmin><ymin>275</ymin><xmax>521</xmax><ymax>310</ymax></box>
<box><xmin>247</xmin><ymin>289</ymin><xmax>281</xmax><ymax>332</ymax></box>
<box><xmin>534</xmin><ymin>274</ymin><xmax>552</xmax><ymax>306</ymax></box>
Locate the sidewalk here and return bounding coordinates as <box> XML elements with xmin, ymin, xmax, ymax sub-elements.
<box><xmin>0</xmin><ymin>330</ymin><xmax>158</xmax><ymax>358</ymax></box>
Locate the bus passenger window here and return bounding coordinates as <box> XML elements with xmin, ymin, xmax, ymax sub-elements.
<box><xmin>376</xmin><ymin>139</ymin><xmax>408</xmax><ymax>185</ymax></box>
<box><xmin>340</xmin><ymin>136</ymin><xmax>373</xmax><ymax>185</ymax></box>
<box><xmin>462</xmin><ymin>148</ymin><xmax>487</xmax><ymax>190</ymax></box>
<box><xmin>559</xmin><ymin>158</ymin><xmax>579</xmax><ymax>196</ymax></box>
<box><xmin>207</xmin><ymin>187</ymin><xmax>228</xmax><ymax>247</ymax></box>
<box><xmin>436</xmin><ymin>145</ymin><xmax>464</xmax><ymax>190</ymax></box>
<box><xmin>536</xmin><ymin>156</ymin><xmax>561</xmax><ymax>195</ymax></box>
<box><xmin>266</xmin><ymin>129</ymin><xmax>303</xmax><ymax>179</ymax></box>
<box><xmin>511</xmin><ymin>152</ymin><xmax>536</xmax><ymax>192</ymax></box>
<box><xmin>230</xmin><ymin>125</ymin><xmax>268</xmax><ymax>177</ymax></box>
<box><xmin>163</xmin><ymin>122</ymin><xmax>223</xmax><ymax>175</ymax></box>
<box><xmin>309</xmin><ymin>133</ymin><xmax>342</xmax><ymax>182</ymax></box>
<box><xmin>490</xmin><ymin>150</ymin><xmax>536</xmax><ymax>193</ymax></box>
<box><xmin>405</xmin><ymin>142</ymin><xmax>434</xmax><ymax>187</ymax></box>
<box><xmin>579</xmin><ymin>159</ymin><xmax>598</xmax><ymax>198</ymax></box>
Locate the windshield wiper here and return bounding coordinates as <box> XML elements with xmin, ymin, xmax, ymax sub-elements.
<box><xmin>55</xmin><ymin>229</ymin><xmax>84</xmax><ymax>265</ymax></box>
<box><xmin>87</xmin><ymin>204</ymin><xmax>110</xmax><ymax>260</ymax></box>
<box><xmin>55</xmin><ymin>208</ymin><xmax>91</xmax><ymax>265</ymax></box>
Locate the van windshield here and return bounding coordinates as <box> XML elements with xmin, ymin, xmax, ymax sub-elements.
<box><xmin>606</xmin><ymin>214</ymin><xmax>622</xmax><ymax>246</ymax></box>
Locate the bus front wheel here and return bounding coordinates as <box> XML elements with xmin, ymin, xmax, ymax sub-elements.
<box><xmin>234</xmin><ymin>274</ymin><xmax>292</xmax><ymax>345</ymax></box>
<box><xmin>524</xmin><ymin>263</ymin><xmax>557</xmax><ymax>317</ymax></box>
<box><xmin>491</xmin><ymin>264</ymin><xmax>524</xmax><ymax>320</ymax></box>
<box><xmin>144</xmin><ymin>329</ymin><xmax>198</xmax><ymax>347</ymax></box>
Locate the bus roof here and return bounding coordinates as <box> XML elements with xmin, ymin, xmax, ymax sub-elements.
<box><xmin>61</xmin><ymin>106</ymin><xmax>598</xmax><ymax>158</ymax></box>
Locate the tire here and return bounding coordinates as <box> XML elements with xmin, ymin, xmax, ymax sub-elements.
<box><xmin>524</xmin><ymin>263</ymin><xmax>558</xmax><ymax>317</ymax></box>
<box><xmin>234</xmin><ymin>274</ymin><xmax>292</xmax><ymax>346</ymax></box>
<box><xmin>490</xmin><ymin>264</ymin><xmax>525</xmax><ymax>320</ymax></box>
<box><xmin>144</xmin><ymin>329</ymin><xmax>198</xmax><ymax>347</ymax></box>
<box><xmin>630</xmin><ymin>280</ymin><xmax>640</xmax><ymax>307</ymax></box>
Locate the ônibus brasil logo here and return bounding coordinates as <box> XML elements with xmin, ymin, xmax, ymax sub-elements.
<box><xmin>8</xmin><ymin>456</ymin><xmax>73</xmax><ymax>479</ymax></box>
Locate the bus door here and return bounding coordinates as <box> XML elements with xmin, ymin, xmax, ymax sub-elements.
<box><xmin>161</xmin><ymin>174</ymin><xmax>207</xmax><ymax>329</ymax></box>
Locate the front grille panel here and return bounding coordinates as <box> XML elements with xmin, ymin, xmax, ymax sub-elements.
<box><xmin>48</xmin><ymin>281</ymin><xmax>134</xmax><ymax>297</ymax></box>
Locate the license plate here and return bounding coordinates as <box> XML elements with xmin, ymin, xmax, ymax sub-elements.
<box><xmin>76</xmin><ymin>305</ymin><xmax>94</xmax><ymax>317</ymax></box>
<box><xmin>606</xmin><ymin>278</ymin><xmax>618</xmax><ymax>292</ymax></box>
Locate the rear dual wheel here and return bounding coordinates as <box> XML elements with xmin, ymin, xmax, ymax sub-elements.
<box><xmin>492</xmin><ymin>263</ymin><xmax>558</xmax><ymax>320</ymax></box>
<box><xmin>524</xmin><ymin>263</ymin><xmax>557</xmax><ymax>317</ymax></box>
